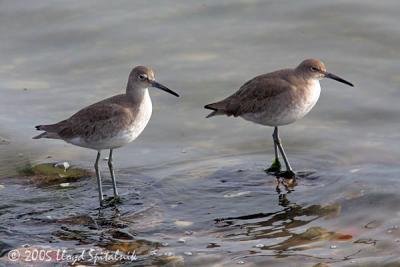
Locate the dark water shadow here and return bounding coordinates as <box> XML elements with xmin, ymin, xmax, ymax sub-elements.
<box><xmin>213</xmin><ymin>174</ymin><xmax>341</xmax><ymax>245</ymax></box>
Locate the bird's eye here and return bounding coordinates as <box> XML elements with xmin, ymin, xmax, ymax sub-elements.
<box><xmin>310</xmin><ymin>67</ymin><xmax>318</xmax><ymax>72</ymax></box>
<box><xmin>138</xmin><ymin>74</ymin><xmax>147</xmax><ymax>81</ymax></box>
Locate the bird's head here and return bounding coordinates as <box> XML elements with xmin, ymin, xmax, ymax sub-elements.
<box><xmin>296</xmin><ymin>59</ymin><xmax>353</xmax><ymax>87</ymax></box>
<box><xmin>128</xmin><ymin>66</ymin><xmax>179</xmax><ymax>97</ymax></box>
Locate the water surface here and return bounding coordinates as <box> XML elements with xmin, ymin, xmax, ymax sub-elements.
<box><xmin>1</xmin><ymin>1</ymin><xmax>400</xmax><ymax>266</ymax></box>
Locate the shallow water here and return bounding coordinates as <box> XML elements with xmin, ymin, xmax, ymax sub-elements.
<box><xmin>1</xmin><ymin>1</ymin><xmax>400</xmax><ymax>266</ymax></box>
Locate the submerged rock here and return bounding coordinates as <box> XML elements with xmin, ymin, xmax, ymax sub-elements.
<box><xmin>313</xmin><ymin>263</ymin><xmax>330</xmax><ymax>267</ymax></box>
<box><xmin>104</xmin><ymin>239</ymin><xmax>155</xmax><ymax>256</ymax></box>
<box><xmin>17</xmin><ymin>162</ymin><xmax>92</xmax><ymax>187</ymax></box>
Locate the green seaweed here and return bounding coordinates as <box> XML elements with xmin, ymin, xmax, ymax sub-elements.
<box><xmin>265</xmin><ymin>158</ymin><xmax>282</xmax><ymax>173</ymax></box>
<box><xmin>17</xmin><ymin>163</ymin><xmax>36</xmax><ymax>176</ymax></box>
<box><xmin>102</xmin><ymin>196</ymin><xmax>123</xmax><ymax>207</ymax></box>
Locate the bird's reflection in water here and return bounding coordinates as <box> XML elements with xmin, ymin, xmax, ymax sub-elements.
<box><xmin>275</xmin><ymin>175</ymin><xmax>297</xmax><ymax>207</ymax></box>
<box><xmin>49</xmin><ymin>206</ymin><xmax>167</xmax><ymax>266</ymax></box>
<box><xmin>214</xmin><ymin>173</ymin><xmax>341</xmax><ymax>252</ymax></box>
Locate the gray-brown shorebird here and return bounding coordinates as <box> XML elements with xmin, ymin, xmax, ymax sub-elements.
<box><xmin>204</xmin><ymin>59</ymin><xmax>353</xmax><ymax>177</ymax></box>
<box><xmin>34</xmin><ymin>66</ymin><xmax>179</xmax><ymax>206</ymax></box>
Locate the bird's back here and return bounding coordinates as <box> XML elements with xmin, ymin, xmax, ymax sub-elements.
<box><xmin>205</xmin><ymin>69</ymin><xmax>295</xmax><ymax>117</ymax></box>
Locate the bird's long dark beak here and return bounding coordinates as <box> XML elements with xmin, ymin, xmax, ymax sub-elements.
<box><xmin>150</xmin><ymin>81</ymin><xmax>179</xmax><ymax>97</ymax></box>
<box><xmin>325</xmin><ymin>72</ymin><xmax>354</xmax><ymax>87</ymax></box>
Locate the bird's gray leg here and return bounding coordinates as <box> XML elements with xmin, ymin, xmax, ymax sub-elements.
<box><xmin>273</xmin><ymin>138</ymin><xmax>279</xmax><ymax>161</ymax></box>
<box><xmin>274</xmin><ymin>127</ymin><xmax>295</xmax><ymax>178</ymax></box>
<box><xmin>266</xmin><ymin>127</ymin><xmax>282</xmax><ymax>173</ymax></box>
<box><xmin>95</xmin><ymin>151</ymin><xmax>104</xmax><ymax>206</ymax></box>
<box><xmin>108</xmin><ymin>149</ymin><xmax>119</xmax><ymax>197</ymax></box>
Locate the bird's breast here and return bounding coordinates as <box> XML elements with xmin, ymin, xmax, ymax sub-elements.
<box><xmin>123</xmin><ymin>91</ymin><xmax>153</xmax><ymax>144</ymax></box>
<box><xmin>299</xmin><ymin>80</ymin><xmax>321</xmax><ymax>116</ymax></box>
<box><xmin>277</xmin><ymin>80</ymin><xmax>321</xmax><ymax>125</ymax></box>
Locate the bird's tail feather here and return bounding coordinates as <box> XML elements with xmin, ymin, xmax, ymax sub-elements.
<box><xmin>33</xmin><ymin>124</ymin><xmax>61</xmax><ymax>139</ymax></box>
<box><xmin>32</xmin><ymin>131</ymin><xmax>60</xmax><ymax>139</ymax></box>
<box><xmin>35</xmin><ymin>124</ymin><xmax>56</xmax><ymax>131</ymax></box>
<box><xmin>204</xmin><ymin>102</ymin><xmax>227</xmax><ymax>118</ymax></box>
<box><xmin>32</xmin><ymin>132</ymin><xmax>47</xmax><ymax>139</ymax></box>
<box><xmin>205</xmin><ymin>109</ymin><xmax>226</xmax><ymax>118</ymax></box>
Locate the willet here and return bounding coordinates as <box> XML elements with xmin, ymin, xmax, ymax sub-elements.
<box><xmin>34</xmin><ymin>66</ymin><xmax>179</xmax><ymax>206</ymax></box>
<box><xmin>205</xmin><ymin>59</ymin><xmax>353</xmax><ymax>177</ymax></box>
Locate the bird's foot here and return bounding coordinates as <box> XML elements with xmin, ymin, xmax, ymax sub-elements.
<box><xmin>265</xmin><ymin>159</ymin><xmax>282</xmax><ymax>173</ymax></box>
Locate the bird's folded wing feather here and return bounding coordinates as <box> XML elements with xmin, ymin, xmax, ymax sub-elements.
<box><xmin>223</xmin><ymin>75</ymin><xmax>294</xmax><ymax>116</ymax></box>
<box><xmin>56</xmin><ymin>103</ymin><xmax>134</xmax><ymax>139</ymax></box>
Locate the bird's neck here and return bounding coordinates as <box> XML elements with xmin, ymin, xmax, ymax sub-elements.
<box><xmin>307</xmin><ymin>79</ymin><xmax>321</xmax><ymax>93</ymax></box>
<box><xmin>126</xmin><ymin>85</ymin><xmax>149</xmax><ymax>103</ymax></box>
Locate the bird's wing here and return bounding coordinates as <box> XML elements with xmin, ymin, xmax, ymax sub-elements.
<box><xmin>54</xmin><ymin>101</ymin><xmax>135</xmax><ymax>140</ymax></box>
<box><xmin>209</xmin><ymin>74</ymin><xmax>294</xmax><ymax>117</ymax></box>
